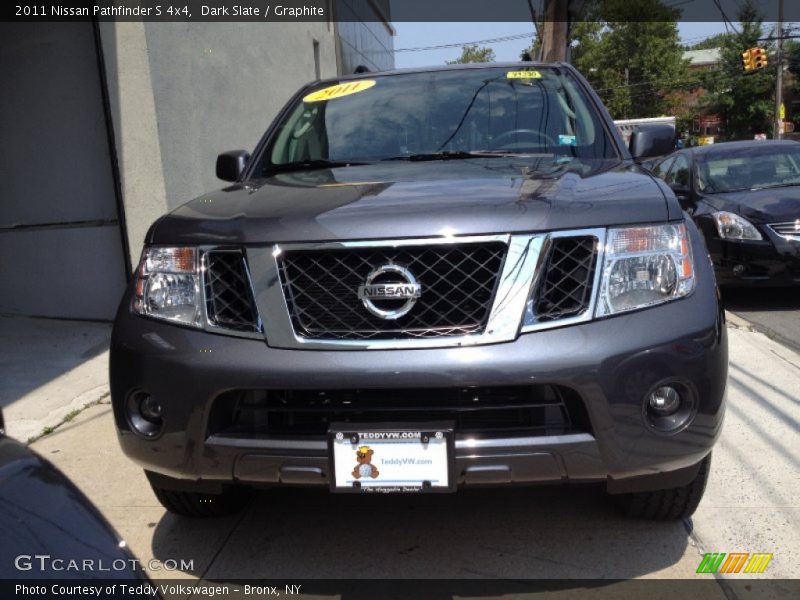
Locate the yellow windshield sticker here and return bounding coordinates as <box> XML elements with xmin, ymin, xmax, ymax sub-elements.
<box><xmin>506</xmin><ymin>70</ymin><xmax>542</xmax><ymax>79</ymax></box>
<box><xmin>303</xmin><ymin>80</ymin><xmax>376</xmax><ymax>103</ymax></box>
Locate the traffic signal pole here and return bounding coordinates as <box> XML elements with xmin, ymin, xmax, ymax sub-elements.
<box><xmin>774</xmin><ymin>0</ymin><xmax>784</xmax><ymax>139</ymax></box>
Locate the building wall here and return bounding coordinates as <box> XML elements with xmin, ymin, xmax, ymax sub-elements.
<box><xmin>0</xmin><ymin>23</ymin><xmax>128</xmax><ymax>319</ymax></box>
<box><xmin>336</xmin><ymin>0</ymin><xmax>394</xmax><ymax>74</ymax></box>
<box><xmin>144</xmin><ymin>22</ymin><xmax>339</xmax><ymax>211</ymax></box>
<box><xmin>1</xmin><ymin>19</ymin><xmax>385</xmax><ymax>321</ymax></box>
<box><xmin>100</xmin><ymin>22</ymin><xmax>339</xmax><ymax>259</ymax></box>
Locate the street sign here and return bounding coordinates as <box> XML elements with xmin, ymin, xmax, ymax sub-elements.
<box><xmin>780</xmin><ymin>103</ymin><xmax>786</xmax><ymax>120</ymax></box>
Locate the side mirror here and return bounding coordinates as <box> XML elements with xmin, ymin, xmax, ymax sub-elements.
<box><xmin>629</xmin><ymin>125</ymin><xmax>675</xmax><ymax>162</ymax></box>
<box><xmin>216</xmin><ymin>150</ymin><xmax>250</xmax><ymax>182</ymax></box>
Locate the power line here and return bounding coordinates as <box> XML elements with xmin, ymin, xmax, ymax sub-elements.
<box><xmin>394</xmin><ymin>32</ymin><xmax>535</xmax><ymax>53</ymax></box>
<box><xmin>713</xmin><ymin>0</ymin><xmax>740</xmax><ymax>35</ymax></box>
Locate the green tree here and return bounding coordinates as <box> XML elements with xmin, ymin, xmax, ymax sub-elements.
<box><xmin>783</xmin><ymin>40</ymin><xmax>800</xmax><ymax>128</ymax></box>
<box><xmin>570</xmin><ymin>0</ymin><xmax>689</xmax><ymax>119</ymax></box>
<box><xmin>701</xmin><ymin>2</ymin><xmax>774</xmax><ymax>139</ymax></box>
<box><xmin>519</xmin><ymin>37</ymin><xmax>540</xmax><ymax>61</ymax></box>
<box><xmin>446</xmin><ymin>44</ymin><xmax>495</xmax><ymax>64</ymax></box>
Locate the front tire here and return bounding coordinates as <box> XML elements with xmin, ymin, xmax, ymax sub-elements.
<box><xmin>614</xmin><ymin>454</ymin><xmax>711</xmax><ymax>520</ymax></box>
<box><xmin>146</xmin><ymin>472</ymin><xmax>251</xmax><ymax>518</ymax></box>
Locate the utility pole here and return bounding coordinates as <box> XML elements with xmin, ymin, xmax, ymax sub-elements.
<box><xmin>540</xmin><ymin>0</ymin><xmax>568</xmax><ymax>62</ymax></box>
<box><xmin>774</xmin><ymin>0</ymin><xmax>784</xmax><ymax>139</ymax></box>
<box><xmin>624</xmin><ymin>68</ymin><xmax>629</xmax><ymax>119</ymax></box>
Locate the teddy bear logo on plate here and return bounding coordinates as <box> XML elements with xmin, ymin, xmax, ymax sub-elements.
<box><xmin>352</xmin><ymin>445</ymin><xmax>379</xmax><ymax>479</ymax></box>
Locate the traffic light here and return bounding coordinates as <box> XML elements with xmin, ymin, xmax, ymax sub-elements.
<box><xmin>742</xmin><ymin>49</ymin><xmax>754</xmax><ymax>71</ymax></box>
<box><xmin>752</xmin><ymin>47</ymin><xmax>768</xmax><ymax>69</ymax></box>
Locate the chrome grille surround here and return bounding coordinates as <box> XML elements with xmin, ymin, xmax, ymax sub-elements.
<box><xmin>246</xmin><ymin>229</ymin><xmax>607</xmax><ymax>350</ymax></box>
<box><xmin>768</xmin><ymin>220</ymin><xmax>800</xmax><ymax>242</ymax></box>
<box><xmin>532</xmin><ymin>236</ymin><xmax>599</xmax><ymax>322</ymax></box>
<box><xmin>277</xmin><ymin>240</ymin><xmax>507</xmax><ymax>340</ymax></box>
<box><xmin>200</xmin><ymin>249</ymin><xmax>262</xmax><ymax>339</ymax></box>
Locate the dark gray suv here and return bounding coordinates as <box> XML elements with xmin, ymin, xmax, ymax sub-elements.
<box><xmin>110</xmin><ymin>63</ymin><xmax>727</xmax><ymax>519</ymax></box>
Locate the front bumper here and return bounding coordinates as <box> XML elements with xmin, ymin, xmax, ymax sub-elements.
<box><xmin>110</xmin><ymin>255</ymin><xmax>728</xmax><ymax>493</ymax></box>
<box><xmin>707</xmin><ymin>230</ymin><xmax>800</xmax><ymax>286</ymax></box>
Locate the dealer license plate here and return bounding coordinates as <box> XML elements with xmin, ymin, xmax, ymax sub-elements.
<box><xmin>329</xmin><ymin>423</ymin><xmax>454</xmax><ymax>493</ymax></box>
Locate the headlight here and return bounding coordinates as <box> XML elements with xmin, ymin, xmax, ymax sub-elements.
<box><xmin>712</xmin><ymin>211</ymin><xmax>762</xmax><ymax>241</ymax></box>
<box><xmin>133</xmin><ymin>247</ymin><xmax>202</xmax><ymax>327</ymax></box>
<box><xmin>596</xmin><ymin>222</ymin><xmax>695</xmax><ymax>317</ymax></box>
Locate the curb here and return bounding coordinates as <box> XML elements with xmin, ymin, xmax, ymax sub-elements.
<box><xmin>725</xmin><ymin>310</ymin><xmax>800</xmax><ymax>357</ymax></box>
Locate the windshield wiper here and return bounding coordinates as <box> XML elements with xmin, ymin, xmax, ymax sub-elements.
<box><xmin>748</xmin><ymin>182</ymin><xmax>800</xmax><ymax>191</ymax></box>
<box><xmin>265</xmin><ymin>159</ymin><xmax>369</xmax><ymax>174</ymax></box>
<box><xmin>381</xmin><ymin>150</ymin><xmax>533</xmax><ymax>162</ymax></box>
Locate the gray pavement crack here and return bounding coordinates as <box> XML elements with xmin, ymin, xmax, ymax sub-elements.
<box><xmin>769</xmin><ymin>348</ymin><xmax>800</xmax><ymax>372</ymax></box>
<box><xmin>192</xmin><ymin>499</ymin><xmax>253</xmax><ymax>592</ymax></box>
<box><xmin>685</xmin><ymin>519</ymin><xmax>742</xmax><ymax>600</ymax></box>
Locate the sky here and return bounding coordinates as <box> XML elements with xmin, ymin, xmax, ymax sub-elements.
<box><xmin>392</xmin><ymin>22</ymin><xmax>736</xmax><ymax>69</ymax></box>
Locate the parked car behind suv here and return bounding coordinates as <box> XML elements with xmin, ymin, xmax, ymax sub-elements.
<box><xmin>111</xmin><ymin>63</ymin><xmax>727</xmax><ymax>519</ymax></box>
<box><xmin>648</xmin><ymin>140</ymin><xmax>800</xmax><ymax>286</ymax></box>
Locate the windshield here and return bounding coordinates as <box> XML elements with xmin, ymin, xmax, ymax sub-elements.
<box><xmin>697</xmin><ymin>145</ymin><xmax>800</xmax><ymax>193</ymax></box>
<box><xmin>257</xmin><ymin>66</ymin><xmax>618</xmax><ymax>175</ymax></box>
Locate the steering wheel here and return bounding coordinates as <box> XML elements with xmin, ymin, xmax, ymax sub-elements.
<box><xmin>491</xmin><ymin>129</ymin><xmax>557</xmax><ymax>150</ymax></box>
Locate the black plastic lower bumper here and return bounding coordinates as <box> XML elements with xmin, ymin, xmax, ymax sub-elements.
<box><xmin>710</xmin><ymin>236</ymin><xmax>800</xmax><ymax>286</ymax></box>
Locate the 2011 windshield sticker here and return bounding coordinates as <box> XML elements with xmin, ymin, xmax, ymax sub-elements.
<box><xmin>506</xmin><ymin>70</ymin><xmax>542</xmax><ymax>79</ymax></box>
<box><xmin>303</xmin><ymin>80</ymin><xmax>376</xmax><ymax>103</ymax></box>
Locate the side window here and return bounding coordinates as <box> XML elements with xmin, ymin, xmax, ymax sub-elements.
<box><xmin>651</xmin><ymin>156</ymin><xmax>675</xmax><ymax>180</ymax></box>
<box><xmin>666</xmin><ymin>155</ymin><xmax>690</xmax><ymax>187</ymax></box>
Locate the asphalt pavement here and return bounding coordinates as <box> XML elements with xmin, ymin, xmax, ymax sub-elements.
<box><xmin>723</xmin><ymin>287</ymin><xmax>800</xmax><ymax>354</ymax></box>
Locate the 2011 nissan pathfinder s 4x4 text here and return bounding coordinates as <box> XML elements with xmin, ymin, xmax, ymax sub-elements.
<box><xmin>110</xmin><ymin>63</ymin><xmax>728</xmax><ymax>519</ymax></box>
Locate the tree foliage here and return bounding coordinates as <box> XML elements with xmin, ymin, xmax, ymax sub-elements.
<box><xmin>447</xmin><ymin>44</ymin><xmax>496</xmax><ymax>64</ymax></box>
<box><xmin>570</xmin><ymin>0</ymin><xmax>689</xmax><ymax>119</ymax></box>
<box><xmin>700</xmin><ymin>2</ymin><xmax>774</xmax><ymax>139</ymax></box>
<box><xmin>784</xmin><ymin>40</ymin><xmax>800</xmax><ymax>127</ymax></box>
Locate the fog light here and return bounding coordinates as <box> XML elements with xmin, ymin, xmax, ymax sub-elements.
<box><xmin>642</xmin><ymin>380</ymin><xmax>697</xmax><ymax>435</ymax></box>
<box><xmin>139</xmin><ymin>395</ymin><xmax>163</xmax><ymax>422</ymax></box>
<box><xmin>126</xmin><ymin>391</ymin><xmax>163</xmax><ymax>438</ymax></box>
<box><xmin>648</xmin><ymin>386</ymin><xmax>680</xmax><ymax>416</ymax></box>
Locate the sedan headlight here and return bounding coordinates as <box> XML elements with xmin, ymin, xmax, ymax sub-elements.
<box><xmin>712</xmin><ymin>211</ymin><xmax>762</xmax><ymax>241</ymax></box>
<box><xmin>596</xmin><ymin>223</ymin><xmax>695</xmax><ymax>317</ymax></box>
<box><xmin>133</xmin><ymin>247</ymin><xmax>203</xmax><ymax>327</ymax></box>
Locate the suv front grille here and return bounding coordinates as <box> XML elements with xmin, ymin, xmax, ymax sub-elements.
<box><xmin>533</xmin><ymin>236</ymin><xmax>598</xmax><ymax>322</ymax></box>
<box><xmin>204</xmin><ymin>250</ymin><xmax>260</xmax><ymax>332</ymax></box>
<box><xmin>207</xmin><ymin>385</ymin><xmax>590</xmax><ymax>438</ymax></box>
<box><xmin>277</xmin><ymin>242</ymin><xmax>507</xmax><ymax>340</ymax></box>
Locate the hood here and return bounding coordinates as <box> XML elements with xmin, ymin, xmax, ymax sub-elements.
<box><xmin>704</xmin><ymin>186</ymin><xmax>800</xmax><ymax>223</ymax></box>
<box><xmin>149</xmin><ymin>159</ymin><xmax>671</xmax><ymax>245</ymax></box>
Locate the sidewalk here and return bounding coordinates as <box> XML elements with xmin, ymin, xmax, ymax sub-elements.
<box><xmin>4</xmin><ymin>314</ymin><xmax>800</xmax><ymax>580</ymax></box>
<box><xmin>0</xmin><ymin>315</ymin><xmax>111</xmax><ymax>442</ymax></box>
